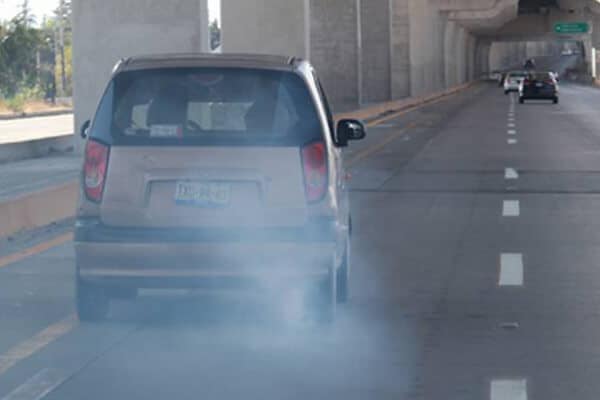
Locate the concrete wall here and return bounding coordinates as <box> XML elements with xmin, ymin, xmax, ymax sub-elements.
<box><xmin>221</xmin><ymin>0</ymin><xmax>308</xmax><ymax>58</ymax></box>
<box><xmin>310</xmin><ymin>0</ymin><xmax>360</xmax><ymax>108</ymax></box>
<box><xmin>360</xmin><ymin>0</ymin><xmax>391</xmax><ymax>103</ymax></box>
<box><xmin>72</xmin><ymin>0</ymin><xmax>208</xmax><ymax>152</ymax></box>
<box><xmin>390</xmin><ymin>0</ymin><xmax>411</xmax><ymax>99</ymax></box>
<box><xmin>408</xmin><ymin>0</ymin><xmax>445</xmax><ymax>96</ymax></box>
<box><xmin>220</xmin><ymin>0</ymin><xmax>482</xmax><ymax>106</ymax></box>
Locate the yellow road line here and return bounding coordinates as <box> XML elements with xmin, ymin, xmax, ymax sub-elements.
<box><xmin>0</xmin><ymin>314</ymin><xmax>78</xmax><ymax>376</ymax></box>
<box><xmin>347</xmin><ymin>122</ymin><xmax>417</xmax><ymax>167</ymax></box>
<box><xmin>366</xmin><ymin>93</ymin><xmax>455</xmax><ymax>128</ymax></box>
<box><xmin>0</xmin><ymin>233</ymin><xmax>73</xmax><ymax>270</ymax></box>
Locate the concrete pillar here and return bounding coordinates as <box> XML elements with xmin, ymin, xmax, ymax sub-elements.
<box><xmin>475</xmin><ymin>40</ymin><xmax>491</xmax><ymax>77</ymax></box>
<box><xmin>466</xmin><ymin>35</ymin><xmax>476</xmax><ymax>80</ymax></box>
<box><xmin>360</xmin><ymin>0</ymin><xmax>391</xmax><ymax>104</ymax></box>
<box><xmin>390</xmin><ymin>0</ymin><xmax>411</xmax><ymax>99</ymax></box>
<box><xmin>408</xmin><ymin>0</ymin><xmax>445</xmax><ymax>96</ymax></box>
<box><xmin>73</xmin><ymin>0</ymin><xmax>208</xmax><ymax>153</ymax></box>
<box><xmin>221</xmin><ymin>0</ymin><xmax>309</xmax><ymax>58</ymax></box>
<box><xmin>310</xmin><ymin>0</ymin><xmax>361</xmax><ymax>108</ymax></box>
<box><xmin>455</xmin><ymin>27</ymin><xmax>467</xmax><ymax>84</ymax></box>
<box><xmin>444</xmin><ymin>21</ymin><xmax>459</xmax><ymax>87</ymax></box>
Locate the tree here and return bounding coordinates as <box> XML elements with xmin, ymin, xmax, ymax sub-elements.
<box><xmin>209</xmin><ymin>19</ymin><xmax>221</xmax><ymax>51</ymax></box>
<box><xmin>0</xmin><ymin>1</ymin><xmax>42</xmax><ymax>98</ymax></box>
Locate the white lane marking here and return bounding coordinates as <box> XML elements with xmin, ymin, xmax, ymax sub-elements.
<box><xmin>508</xmin><ymin>138</ymin><xmax>518</xmax><ymax>145</ymax></box>
<box><xmin>508</xmin><ymin>129</ymin><xmax>517</xmax><ymax>135</ymax></box>
<box><xmin>499</xmin><ymin>253</ymin><xmax>524</xmax><ymax>286</ymax></box>
<box><xmin>1</xmin><ymin>369</ymin><xmax>70</xmax><ymax>400</ymax></box>
<box><xmin>491</xmin><ymin>379</ymin><xmax>527</xmax><ymax>400</ymax></box>
<box><xmin>503</xmin><ymin>200</ymin><xmax>520</xmax><ymax>217</ymax></box>
<box><xmin>505</xmin><ymin>168</ymin><xmax>519</xmax><ymax>179</ymax></box>
<box><xmin>508</xmin><ymin>122</ymin><xmax>516</xmax><ymax>128</ymax></box>
<box><xmin>0</xmin><ymin>315</ymin><xmax>77</xmax><ymax>375</ymax></box>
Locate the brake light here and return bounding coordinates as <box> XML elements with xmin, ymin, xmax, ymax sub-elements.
<box><xmin>83</xmin><ymin>140</ymin><xmax>109</xmax><ymax>202</ymax></box>
<box><xmin>301</xmin><ymin>141</ymin><xmax>328</xmax><ymax>203</ymax></box>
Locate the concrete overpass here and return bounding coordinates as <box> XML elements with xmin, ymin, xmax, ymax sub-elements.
<box><xmin>72</xmin><ymin>0</ymin><xmax>600</xmax><ymax>142</ymax></box>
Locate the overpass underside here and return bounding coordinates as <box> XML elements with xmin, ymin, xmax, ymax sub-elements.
<box><xmin>220</xmin><ymin>0</ymin><xmax>599</xmax><ymax>107</ymax></box>
<box><xmin>72</xmin><ymin>0</ymin><xmax>600</xmax><ymax>135</ymax></box>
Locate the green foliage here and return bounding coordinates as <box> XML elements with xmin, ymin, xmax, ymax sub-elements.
<box><xmin>0</xmin><ymin>0</ymin><xmax>73</xmax><ymax>105</ymax></box>
<box><xmin>210</xmin><ymin>19</ymin><xmax>221</xmax><ymax>51</ymax></box>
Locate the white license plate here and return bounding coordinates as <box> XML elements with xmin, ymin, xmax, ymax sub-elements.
<box><xmin>536</xmin><ymin>83</ymin><xmax>543</xmax><ymax>87</ymax></box>
<box><xmin>174</xmin><ymin>182</ymin><xmax>231</xmax><ymax>207</ymax></box>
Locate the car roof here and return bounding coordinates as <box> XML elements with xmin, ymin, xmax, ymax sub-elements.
<box><xmin>116</xmin><ymin>53</ymin><xmax>303</xmax><ymax>73</ymax></box>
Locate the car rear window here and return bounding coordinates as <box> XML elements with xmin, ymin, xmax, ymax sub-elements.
<box><xmin>528</xmin><ymin>72</ymin><xmax>553</xmax><ymax>81</ymax></box>
<box><xmin>509</xmin><ymin>72</ymin><xmax>527</xmax><ymax>78</ymax></box>
<box><xmin>90</xmin><ymin>67</ymin><xmax>322</xmax><ymax>146</ymax></box>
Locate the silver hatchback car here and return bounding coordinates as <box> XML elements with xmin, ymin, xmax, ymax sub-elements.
<box><xmin>75</xmin><ymin>54</ymin><xmax>366</xmax><ymax>322</ymax></box>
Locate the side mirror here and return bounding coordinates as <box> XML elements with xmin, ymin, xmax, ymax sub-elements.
<box><xmin>336</xmin><ymin>119</ymin><xmax>366</xmax><ymax>147</ymax></box>
<box><xmin>80</xmin><ymin>120</ymin><xmax>91</xmax><ymax>139</ymax></box>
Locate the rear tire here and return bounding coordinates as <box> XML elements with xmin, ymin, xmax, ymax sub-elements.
<box><xmin>553</xmin><ymin>97</ymin><xmax>559</xmax><ymax>104</ymax></box>
<box><xmin>519</xmin><ymin>97</ymin><xmax>524</xmax><ymax>104</ymax></box>
<box><xmin>336</xmin><ymin>243</ymin><xmax>350</xmax><ymax>304</ymax></box>
<box><xmin>504</xmin><ymin>90</ymin><xmax>509</xmax><ymax>95</ymax></box>
<box><xmin>76</xmin><ymin>276</ymin><xmax>110</xmax><ymax>322</ymax></box>
<box><xmin>311</xmin><ymin>267</ymin><xmax>336</xmax><ymax>324</ymax></box>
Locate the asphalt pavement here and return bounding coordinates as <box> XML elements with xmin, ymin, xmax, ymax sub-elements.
<box><xmin>2</xmin><ymin>82</ymin><xmax>600</xmax><ymax>399</ymax></box>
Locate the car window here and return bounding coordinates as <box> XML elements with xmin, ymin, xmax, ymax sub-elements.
<box><xmin>106</xmin><ymin>68</ymin><xmax>322</xmax><ymax>146</ymax></box>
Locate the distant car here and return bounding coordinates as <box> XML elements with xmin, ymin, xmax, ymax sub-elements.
<box><xmin>74</xmin><ymin>53</ymin><xmax>367</xmax><ymax>323</ymax></box>
<box><xmin>504</xmin><ymin>71</ymin><xmax>527</xmax><ymax>94</ymax></box>
<box><xmin>519</xmin><ymin>71</ymin><xmax>559</xmax><ymax>104</ymax></box>
<box><xmin>489</xmin><ymin>70</ymin><xmax>502</xmax><ymax>81</ymax></box>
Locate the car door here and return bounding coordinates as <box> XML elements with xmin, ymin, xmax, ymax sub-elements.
<box><xmin>312</xmin><ymin>72</ymin><xmax>350</xmax><ymax>233</ymax></box>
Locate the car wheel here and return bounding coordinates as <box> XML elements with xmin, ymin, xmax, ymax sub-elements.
<box><xmin>519</xmin><ymin>97</ymin><xmax>524</xmax><ymax>104</ymax></box>
<box><xmin>309</xmin><ymin>266</ymin><xmax>336</xmax><ymax>324</ymax></box>
<box><xmin>76</xmin><ymin>276</ymin><xmax>110</xmax><ymax>322</ymax></box>
<box><xmin>504</xmin><ymin>90</ymin><xmax>509</xmax><ymax>95</ymax></box>
<box><xmin>553</xmin><ymin>97</ymin><xmax>559</xmax><ymax>104</ymax></box>
<box><xmin>336</xmin><ymin>242</ymin><xmax>350</xmax><ymax>304</ymax></box>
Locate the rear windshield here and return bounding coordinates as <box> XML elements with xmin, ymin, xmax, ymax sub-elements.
<box><xmin>508</xmin><ymin>72</ymin><xmax>527</xmax><ymax>78</ymax></box>
<box><xmin>90</xmin><ymin>67</ymin><xmax>322</xmax><ymax>146</ymax></box>
<box><xmin>528</xmin><ymin>72</ymin><xmax>553</xmax><ymax>80</ymax></box>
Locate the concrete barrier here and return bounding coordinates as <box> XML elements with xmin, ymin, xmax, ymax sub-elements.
<box><xmin>0</xmin><ymin>182</ymin><xmax>78</xmax><ymax>239</ymax></box>
<box><xmin>0</xmin><ymin>134</ymin><xmax>74</xmax><ymax>164</ymax></box>
<box><xmin>0</xmin><ymin>109</ymin><xmax>73</xmax><ymax>121</ymax></box>
<box><xmin>0</xmin><ymin>81</ymin><xmax>478</xmax><ymax>239</ymax></box>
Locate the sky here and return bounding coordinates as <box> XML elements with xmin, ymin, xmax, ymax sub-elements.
<box><xmin>0</xmin><ymin>0</ymin><xmax>221</xmax><ymax>23</ymax></box>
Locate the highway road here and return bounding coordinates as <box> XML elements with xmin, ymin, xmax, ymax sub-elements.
<box><xmin>0</xmin><ymin>114</ymin><xmax>73</xmax><ymax>145</ymax></box>
<box><xmin>2</xmin><ymin>82</ymin><xmax>600</xmax><ymax>399</ymax></box>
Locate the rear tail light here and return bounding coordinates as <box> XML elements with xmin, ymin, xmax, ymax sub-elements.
<box><xmin>301</xmin><ymin>141</ymin><xmax>328</xmax><ymax>203</ymax></box>
<box><xmin>83</xmin><ymin>139</ymin><xmax>109</xmax><ymax>202</ymax></box>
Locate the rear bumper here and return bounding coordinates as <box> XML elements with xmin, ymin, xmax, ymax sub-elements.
<box><xmin>75</xmin><ymin>218</ymin><xmax>342</xmax><ymax>287</ymax></box>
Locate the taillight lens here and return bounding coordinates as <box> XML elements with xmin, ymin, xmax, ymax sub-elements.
<box><xmin>83</xmin><ymin>140</ymin><xmax>109</xmax><ymax>202</ymax></box>
<box><xmin>301</xmin><ymin>141</ymin><xmax>328</xmax><ymax>203</ymax></box>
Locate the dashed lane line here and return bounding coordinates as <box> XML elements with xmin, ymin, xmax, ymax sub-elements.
<box><xmin>505</xmin><ymin>168</ymin><xmax>519</xmax><ymax>180</ymax></box>
<box><xmin>1</xmin><ymin>368</ymin><xmax>70</xmax><ymax>400</ymax></box>
<box><xmin>491</xmin><ymin>379</ymin><xmax>527</xmax><ymax>400</ymax></box>
<box><xmin>508</xmin><ymin>138</ymin><xmax>518</xmax><ymax>145</ymax></box>
<box><xmin>503</xmin><ymin>200</ymin><xmax>520</xmax><ymax>217</ymax></box>
<box><xmin>0</xmin><ymin>315</ymin><xmax>78</xmax><ymax>376</ymax></box>
<box><xmin>499</xmin><ymin>253</ymin><xmax>524</xmax><ymax>286</ymax></box>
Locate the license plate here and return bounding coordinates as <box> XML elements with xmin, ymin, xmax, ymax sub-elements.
<box><xmin>174</xmin><ymin>182</ymin><xmax>231</xmax><ymax>207</ymax></box>
<box><xmin>536</xmin><ymin>83</ymin><xmax>543</xmax><ymax>87</ymax></box>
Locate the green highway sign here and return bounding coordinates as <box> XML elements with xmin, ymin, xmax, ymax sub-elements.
<box><xmin>554</xmin><ymin>22</ymin><xmax>589</xmax><ymax>34</ymax></box>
